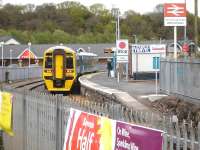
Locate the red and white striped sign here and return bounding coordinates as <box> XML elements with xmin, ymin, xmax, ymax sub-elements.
<box><xmin>164</xmin><ymin>3</ymin><xmax>186</xmax><ymax>26</ymax></box>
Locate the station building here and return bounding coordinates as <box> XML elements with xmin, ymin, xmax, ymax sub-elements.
<box><xmin>0</xmin><ymin>36</ymin><xmax>20</xmax><ymax>45</ymax></box>
<box><xmin>0</xmin><ymin>43</ymin><xmax>115</xmax><ymax>67</ymax></box>
<box><xmin>130</xmin><ymin>44</ymin><xmax>166</xmax><ymax>75</ymax></box>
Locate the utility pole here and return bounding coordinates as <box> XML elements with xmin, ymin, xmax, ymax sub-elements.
<box><xmin>111</xmin><ymin>7</ymin><xmax>120</xmax><ymax>40</ymax></box>
<box><xmin>184</xmin><ymin>0</ymin><xmax>187</xmax><ymax>42</ymax></box>
<box><xmin>194</xmin><ymin>0</ymin><xmax>198</xmax><ymax>54</ymax></box>
<box><xmin>111</xmin><ymin>7</ymin><xmax>120</xmax><ymax>78</ymax></box>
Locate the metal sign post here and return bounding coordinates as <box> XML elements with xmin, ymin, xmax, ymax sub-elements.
<box><xmin>155</xmin><ymin>69</ymin><xmax>158</xmax><ymax>95</ymax></box>
<box><xmin>1</xmin><ymin>42</ymin><xmax>4</xmax><ymax>67</ymax></box>
<box><xmin>126</xmin><ymin>63</ymin><xmax>128</xmax><ymax>81</ymax></box>
<box><xmin>174</xmin><ymin>26</ymin><xmax>177</xmax><ymax>59</ymax></box>
<box><xmin>116</xmin><ymin>39</ymin><xmax>129</xmax><ymax>82</ymax></box>
<box><xmin>164</xmin><ymin>3</ymin><xmax>186</xmax><ymax>59</ymax></box>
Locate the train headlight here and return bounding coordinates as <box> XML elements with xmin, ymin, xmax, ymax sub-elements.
<box><xmin>65</xmin><ymin>70</ymin><xmax>74</xmax><ymax>73</ymax></box>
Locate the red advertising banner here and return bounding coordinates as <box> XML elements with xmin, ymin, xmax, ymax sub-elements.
<box><xmin>63</xmin><ymin>109</ymin><xmax>163</xmax><ymax>150</ymax></box>
<box><xmin>63</xmin><ymin>109</ymin><xmax>114</xmax><ymax>150</ymax></box>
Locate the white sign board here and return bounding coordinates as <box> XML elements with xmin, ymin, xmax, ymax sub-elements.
<box><xmin>116</xmin><ymin>39</ymin><xmax>129</xmax><ymax>63</ymax></box>
<box><xmin>164</xmin><ymin>3</ymin><xmax>186</xmax><ymax>26</ymax></box>
<box><xmin>132</xmin><ymin>44</ymin><xmax>166</xmax><ymax>54</ymax></box>
<box><xmin>116</xmin><ymin>56</ymin><xmax>128</xmax><ymax>63</ymax></box>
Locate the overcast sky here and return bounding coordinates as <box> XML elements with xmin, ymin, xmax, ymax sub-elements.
<box><xmin>2</xmin><ymin>0</ymin><xmax>199</xmax><ymax>15</ymax></box>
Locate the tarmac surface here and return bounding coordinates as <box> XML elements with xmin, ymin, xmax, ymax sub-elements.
<box><xmin>90</xmin><ymin>73</ymin><xmax>158</xmax><ymax>96</ymax></box>
<box><xmin>80</xmin><ymin>72</ymin><xmax>167</xmax><ymax>111</ymax></box>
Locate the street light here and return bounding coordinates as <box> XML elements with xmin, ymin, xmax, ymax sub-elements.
<box><xmin>0</xmin><ymin>41</ymin><xmax>4</xmax><ymax>67</ymax></box>
<box><xmin>10</xmin><ymin>49</ymin><xmax>13</xmax><ymax>65</ymax></box>
<box><xmin>28</xmin><ymin>42</ymin><xmax>31</xmax><ymax>68</ymax></box>
<box><xmin>88</xmin><ymin>47</ymin><xmax>90</xmax><ymax>52</ymax></box>
<box><xmin>111</xmin><ymin>7</ymin><xmax>120</xmax><ymax>40</ymax></box>
<box><xmin>184</xmin><ymin>0</ymin><xmax>187</xmax><ymax>42</ymax></box>
<box><xmin>133</xmin><ymin>34</ymin><xmax>137</xmax><ymax>44</ymax></box>
<box><xmin>111</xmin><ymin>7</ymin><xmax>121</xmax><ymax>78</ymax></box>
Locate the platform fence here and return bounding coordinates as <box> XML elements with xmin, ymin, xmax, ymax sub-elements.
<box><xmin>160</xmin><ymin>59</ymin><xmax>200</xmax><ymax>101</ymax></box>
<box><xmin>0</xmin><ymin>67</ymin><xmax>42</xmax><ymax>82</ymax></box>
<box><xmin>1</xmin><ymin>87</ymin><xmax>200</xmax><ymax>150</ymax></box>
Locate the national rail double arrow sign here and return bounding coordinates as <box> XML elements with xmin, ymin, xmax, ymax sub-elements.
<box><xmin>164</xmin><ymin>3</ymin><xmax>186</xmax><ymax>26</ymax></box>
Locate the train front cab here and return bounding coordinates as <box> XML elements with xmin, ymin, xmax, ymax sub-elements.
<box><xmin>43</xmin><ymin>48</ymin><xmax>76</xmax><ymax>92</ymax></box>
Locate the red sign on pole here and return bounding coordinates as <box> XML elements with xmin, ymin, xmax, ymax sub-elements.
<box><xmin>164</xmin><ymin>3</ymin><xmax>186</xmax><ymax>17</ymax></box>
<box><xmin>164</xmin><ymin>3</ymin><xmax>187</xmax><ymax>26</ymax></box>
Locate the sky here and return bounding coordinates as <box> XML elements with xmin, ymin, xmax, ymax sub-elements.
<box><xmin>2</xmin><ymin>0</ymin><xmax>199</xmax><ymax>15</ymax></box>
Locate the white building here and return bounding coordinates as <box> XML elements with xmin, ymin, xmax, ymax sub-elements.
<box><xmin>131</xmin><ymin>44</ymin><xmax>166</xmax><ymax>75</ymax></box>
<box><xmin>0</xmin><ymin>36</ymin><xmax>20</xmax><ymax>45</ymax></box>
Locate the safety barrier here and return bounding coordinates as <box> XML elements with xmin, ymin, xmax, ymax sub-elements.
<box><xmin>160</xmin><ymin>59</ymin><xmax>200</xmax><ymax>101</ymax></box>
<box><xmin>0</xmin><ymin>67</ymin><xmax>42</xmax><ymax>82</ymax></box>
<box><xmin>1</xmin><ymin>86</ymin><xmax>200</xmax><ymax>150</ymax></box>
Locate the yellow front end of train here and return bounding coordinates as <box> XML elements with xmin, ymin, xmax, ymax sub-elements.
<box><xmin>43</xmin><ymin>46</ymin><xmax>76</xmax><ymax>92</ymax></box>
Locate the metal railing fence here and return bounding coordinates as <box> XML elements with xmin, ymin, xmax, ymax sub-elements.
<box><xmin>160</xmin><ymin>59</ymin><xmax>200</xmax><ymax>101</ymax></box>
<box><xmin>1</xmin><ymin>87</ymin><xmax>200</xmax><ymax>150</ymax></box>
<box><xmin>0</xmin><ymin>67</ymin><xmax>42</xmax><ymax>82</ymax></box>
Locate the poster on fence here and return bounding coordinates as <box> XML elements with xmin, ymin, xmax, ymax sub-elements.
<box><xmin>0</xmin><ymin>91</ymin><xmax>13</xmax><ymax>136</ymax></box>
<box><xmin>63</xmin><ymin>108</ymin><xmax>114</xmax><ymax>150</ymax></box>
<box><xmin>63</xmin><ymin>108</ymin><xmax>163</xmax><ymax>150</ymax></box>
<box><xmin>115</xmin><ymin>122</ymin><xmax>163</xmax><ymax>150</ymax></box>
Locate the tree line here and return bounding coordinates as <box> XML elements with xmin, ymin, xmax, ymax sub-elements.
<box><xmin>0</xmin><ymin>1</ymin><xmax>199</xmax><ymax>44</ymax></box>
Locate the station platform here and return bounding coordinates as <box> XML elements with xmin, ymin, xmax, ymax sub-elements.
<box><xmin>79</xmin><ymin>72</ymin><xmax>167</xmax><ymax>111</ymax></box>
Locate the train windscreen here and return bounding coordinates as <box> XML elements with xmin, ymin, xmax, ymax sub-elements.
<box><xmin>66</xmin><ymin>57</ymin><xmax>73</xmax><ymax>69</ymax></box>
<box><xmin>45</xmin><ymin>57</ymin><xmax>52</xmax><ymax>68</ymax></box>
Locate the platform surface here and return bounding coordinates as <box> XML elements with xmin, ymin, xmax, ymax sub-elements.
<box><xmin>80</xmin><ymin>72</ymin><xmax>165</xmax><ymax>110</ymax></box>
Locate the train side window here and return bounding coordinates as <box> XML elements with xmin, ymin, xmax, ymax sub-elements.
<box><xmin>66</xmin><ymin>57</ymin><xmax>73</xmax><ymax>69</ymax></box>
<box><xmin>45</xmin><ymin>57</ymin><xmax>52</xmax><ymax>68</ymax></box>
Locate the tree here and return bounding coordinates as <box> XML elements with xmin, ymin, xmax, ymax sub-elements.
<box><xmin>52</xmin><ymin>29</ymin><xmax>71</xmax><ymax>43</ymax></box>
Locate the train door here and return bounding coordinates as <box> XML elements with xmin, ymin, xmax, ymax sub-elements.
<box><xmin>53</xmin><ymin>49</ymin><xmax>66</xmax><ymax>79</ymax></box>
<box><xmin>55</xmin><ymin>55</ymin><xmax>64</xmax><ymax>79</ymax></box>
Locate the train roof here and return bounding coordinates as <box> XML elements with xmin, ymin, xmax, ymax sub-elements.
<box><xmin>45</xmin><ymin>46</ymin><xmax>75</xmax><ymax>53</ymax></box>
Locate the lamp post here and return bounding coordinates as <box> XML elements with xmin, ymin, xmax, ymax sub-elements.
<box><xmin>194</xmin><ymin>0</ymin><xmax>198</xmax><ymax>53</ymax></box>
<box><xmin>112</xmin><ymin>7</ymin><xmax>121</xmax><ymax>79</ymax></box>
<box><xmin>133</xmin><ymin>34</ymin><xmax>137</xmax><ymax>44</ymax></box>
<box><xmin>184</xmin><ymin>0</ymin><xmax>187</xmax><ymax>42</ymax></box>
<box><xmin>28</xmin><ymin>42</ymin><xmax>31</xmax><ymax>68</ymax></box>
<box><xmin>111</xmin><ymin>7</ymin><xmax>120</xmax><ymax>40</ymax></box>
<box><xmin>88</xmin><ymin>47</ymin><xmax>90</xmax><ymax>52</ymax></box>
<box><xmin>0</xmin><ymin>41</ymin><xmax>4</xmax><ymax>67</ymax></box>
<box><xmin>10</xmin><ymin>49</ymin><xmax>13</xmax><ymax>65</ymax></box>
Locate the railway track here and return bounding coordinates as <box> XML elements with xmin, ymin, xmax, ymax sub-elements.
<box><xmin>2</xmin><ymin>78</ymin><xmax>44</xmax><ymax>91</ymax></box>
